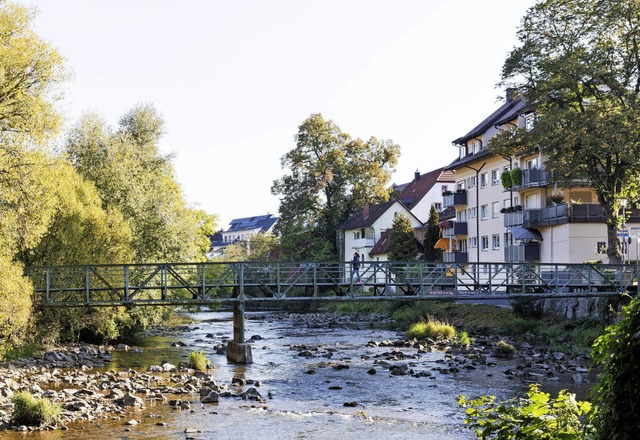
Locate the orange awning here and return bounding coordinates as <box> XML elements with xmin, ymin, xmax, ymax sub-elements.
<box><xmin>434</xmin><ymin>237</ymin><xmax>450</xmax><ymax>251</ymax></box>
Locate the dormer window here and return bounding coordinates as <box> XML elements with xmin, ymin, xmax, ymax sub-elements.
<box><xmin>525</xmin><ymin>114</ymin><xmax>535</xmax><ymax>131</ymax></box>
<box><xmin>472</xmin><ymin>140</ymin><xmax>481</xmax><ymax>154</ymax></box>
<box><xmin>459</xmin><ymin>145</ymin><xmax>467</xmax><ymax>159</ymax></box>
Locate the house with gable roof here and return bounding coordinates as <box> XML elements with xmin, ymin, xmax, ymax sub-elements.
<box><xmin>392</xmin><ymin>167</ymin><xmax>455</xmax><ymax>223</ymax></box>
<box><xmin>338</xmin><ymin>200</ymin><xmax>423</xmax><ymax>264</ymax></box>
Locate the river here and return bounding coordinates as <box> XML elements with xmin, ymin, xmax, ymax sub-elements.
<box><xmin>0</xmin><ymin>311</ymin><xmax>592</xmax><ymax>439</ymax></box>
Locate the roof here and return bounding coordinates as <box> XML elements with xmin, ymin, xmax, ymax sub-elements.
<box><xmin>227</xmin><ymin>214</ymin><xmax>277</xmax><ymax>233</ymax></box>
<box><xmin>451</xmin><ymin>97</ymin><xmax>528</xmax><ymax>146</ymax></box>
<box><xmin>445</xmin><ymin>97</ymin><xmax>529</xmax><ymax>171</ymax></box>
<box><xmin>393</xmin><ymin>167</ymin><xmax>456</xmax><ymax>209</ymax></box>
<box><xmin>209</xmin><ymin>231</ymin><xmax>226</xmax><ymax>248</ymax></box>
<box><xmin>339</xmin><ymin>201</ymin><xmax>396</xmax><ymax>230</ymax></box>
<box><xmin>369</xmin><ymin>230</ymin><xmax>390</xmax><ymax>256</ymax></box>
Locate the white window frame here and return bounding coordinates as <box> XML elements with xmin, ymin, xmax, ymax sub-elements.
<box><xmin>491</xmin><ymin>169</ymin><xmax>500</xmax><ymax>185</ymax></box>
<box><xmin>468</xmin><ymin>207</ymin><xmax>477</xmax><ymax>219</ymax></box>
<box><xmin>457</xmin><ymin>180</ymin><xmax>466</xmax><ymax>191</ymax></box>
<box><xmin>492</xmin><ymin>234</ymin><xmax>500</xmax><ymax>249</ymax></box>
<box><xmin>480</xmin><ymin>204</ymin><xmax>488</xmax><ymax>220</ymax></box>
<box><xmin>468</xmin><ymin>176</ymin><xmax>477</xmax><ymax>188</ymax></box>
<box><xmin>472</xmin><ymin>140</ymin><xmax>481</xmax><ymax>154</ymax></box>
<box><xmin>492</xmin><ymin>201</ymin><xmax>501</xmax><ymax>218</ymax></box>
<box><xmin>481</xmin><ymin>235</ymin><xmax>489</xmax><ymax>251</ymax></box>
<box><xmin>480</xmin><ymin>172</ymin><xmax>488</xmax><ymax>188</ymax></box>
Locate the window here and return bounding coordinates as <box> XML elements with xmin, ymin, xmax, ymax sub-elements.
<box><xmin>480</xmin><ymin>173</ymin><xmax>488</xmax><ymax>188</ymax></box>
<box><xmin>525</xmin><ymin>114</ymin><xmax>535</xmax><ymax>131</ymax></box>
<box><xmin>468</xmin><ymin>237</ymin><xmax>478</xmax><ymax>248</ymax></box>
<box><xmin>468</xmin><ymin>176</ymin><xmax>477</xmax><ymax>188</ymax></box>
<box><xmin>526</xmin><ymin>158</ymin><xmax>538</xmax><ymax>169</ymax></box>
<box><xmin>472</xmin><ymin>140</ymin><xmax>481</xmax><ymax>154</ymax></box>
<box><xmin>481</xmin><ymin>236</ymin><xmax>489</xmax><ymax>251</ymax></box>
<box><xmin>433</xmin><ymin>202</ymin><xmax>442</xmax><ymax>211</ymax></box>
<box><xmin>503</xmin><ymin>165</ymin><xmax>511</xmax><ymax>173</ymax></box>
<box><xmin>481</xmin><ymin>204</ymin><xmax>488</xmax><ymax>220</ymax></box>
<box><xmin>514</xmin><ymin>196</ymin><xmax>520</xmax><ymax>206</ymax></box>
<box><xmin>354</xmin><ymin>231</ymin><xmax>360</xmax><ymax>240</ymax></box>
<box><xmin>492</xmin><ymin>234</ymin><xmax>500</xmax><ymax>249</ymax></box>
<box><xmin>468</xmin><ymin>207</ymin><xmax>477</xmax><ymax>218</ymax></box>
<box><xmin>457</xmin><ymin>180</ymin><xmax>466</xmax><ymax>191</ymax></box>
<box><xmin>459</xmin><ymin>146</ymin><xmax>467</xmax><ymax>159</ymax></box>
<box><xmin>441</xmin><ymin>185</ymin><xmax>448</xmax><ymax>193</ymax></box>
<box><xmin>492</xmin><ymin>201</ymin><xmax>501</xmax><ymax>218</ymax></box>
<box><xmin>597</xmin><ymin>242</ymin><xmax>606</xmax><ymax>254</ymax></box>
<box><xmin>458</xmin><ymin>210</ymin><xmax>467</xmax><ymax>222</ymax></box>
<box><xmin>491</xmin><ymin>169</ymin><xmax>500</xmax><ymax>185</ymax></box>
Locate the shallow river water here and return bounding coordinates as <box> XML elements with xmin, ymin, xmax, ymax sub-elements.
<box><xmin>1</xmin><ymin>311</ymin><xmax>591</xmax><ymax>440</ymax></box>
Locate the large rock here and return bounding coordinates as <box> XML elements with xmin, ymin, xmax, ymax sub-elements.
<box><xmin>119</xmin><ymin>393</ymin><xmax>145</xmax><ymax>408</ymax></box>
<box><xmin>201</xmin><ymin>391</ymin><xmax>219</xmax><ymax>403</ymax></box>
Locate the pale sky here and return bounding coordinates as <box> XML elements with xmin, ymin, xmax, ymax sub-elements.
<box><xmin>28</xmin><ymin>0</ymin><xmax>537</xmax><ymax>227</ymax></box>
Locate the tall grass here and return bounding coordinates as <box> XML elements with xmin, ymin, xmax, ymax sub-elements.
<box><xmin>188</xmin><ymin>351</ymin><xmax>210</xmax><ymax>371</ymax></box>
<box><xmin>406</xmin><ymin>316</ymin><xmax>456</xmax><ymax>341</ymax></box>
<box><xmin>11</xmin><ymin>392</ymin><xmax>62</xmax><ymax>426</ymax></box>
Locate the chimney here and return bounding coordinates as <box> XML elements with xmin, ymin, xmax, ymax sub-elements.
<box><xmin>362</xmin><ymin>203</ymin><xmax>370</xmax><ymax>219</ymax></box>
<box><xmin>414</xmin><ymin>170</ymin><xmax>420</xmax><ymax>181</ymax></box>
<box><xmin>506</xmin><ymin>87</ymin><xmax>516</xmax><ymax>103</ymax></box>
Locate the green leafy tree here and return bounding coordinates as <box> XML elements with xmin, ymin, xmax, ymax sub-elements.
<box><xmin>272</xmin><ymin>113</ymin><xmax>399</xmax><ymax>260</ymax></box>
<box><xmin>590</xmin><ymin>295</ymin><xmax>640</xmax><ymax>440</ymax></box>
<box><xmin>221</xmin><ymin>233</ymin><xmax>278</xmax><ymax>262</ymax></box>
<box><xmin>423</xmin><ymin>205</ymin><xmax>442</xmax><ymax>262</ymax></box>
<box><xmin>0</xmin><ymin>1</ymin><xmax>68</xmax><ymax>143</ymax></box>
<box><xmin>66</xmin><ymin>105</ymin><xmax>217</xmax><ymax>263</ymax></box>
<box><xmin>489</xmin><ymin>0</ymin><xmax>640</xmax><ymax>263</ymax></box>
<box><xmin>387</xmin><ymin>212</ymin><xmax>419</xmax><ymax>261</ymax></box>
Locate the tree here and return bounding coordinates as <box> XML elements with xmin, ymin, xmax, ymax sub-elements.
<box><xmin>66</xmin><ymin>105</ymin><xmax>217</xmax><ymax>263</ymax></box>
<box><xmin>387</xmin><ymin>212</ymin><xmax>420</xmax><ymax>261</ymax></box>
<box><xmin>221</xmin><ymin>233</ymin><xmax>278</xmax><ymax>262</ymax></box>
<box><xmin>590</xmin><ymin>295</ymin><xmax>640</xmax><ymax>440</ymax></box>
<box><xmin>272</xmin><ymin>113</ymin><xmax>400</xmax><ymax>260</ymax></box>
<box><xmin>423</xmin><ymin>205</ymin><xmax>442</xmax><ymax>262</ymax></box>
<box><xmin>0</xmin><ymin>1</ymin><xmax>67</xmax><ymax>143</ymax></box>
<box><xmin>489</xmin><ymin>0</ymin><xmax>640</xmax><ymax>263</ymax></box>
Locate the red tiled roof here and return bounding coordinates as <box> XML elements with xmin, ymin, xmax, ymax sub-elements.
<box><xmin>369</xmin><ymin>230</ymin><xmax>390</xmax><ymax>256</ymax></box>
<box><xmin>339</xmin><ymin>201</ymin><xmax>396</xmax><ymax>230</ymax></box>
<box><xmin>395</xmin><ymin>167</ymin><xmax>455</xmax><ymax>209</ymax></box>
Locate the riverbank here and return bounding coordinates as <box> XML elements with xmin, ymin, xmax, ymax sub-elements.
<box><xmin>0</xmin><ymin>310</ymin><xmax>598</xmax><ymax>437</ymax></box>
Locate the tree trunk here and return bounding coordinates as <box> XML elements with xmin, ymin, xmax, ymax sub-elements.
<box><xmin>606</xmin><ymin>204</ymin><xmax>622</xmax><ymax>264</ymax></box>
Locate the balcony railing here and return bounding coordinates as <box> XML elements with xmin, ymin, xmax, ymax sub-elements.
<box><xmin>443</xmin><ymin>191</ymin><xmax>467</xmax><ymax>207</ymax></box>
<box><xmin>503</xmin><ymin>210</ymin><xmax>524</xmax><ymax>227</ymax></box>
<box><xmin>519</xmin><ymin>203</ymin><xmax>607</xmax><ymax>227</ymax></box>
<box><xmin>443</xmin><ymin>221</ymin><xmax>468</xmax><ymax>238</ymax></box>
<box><xmin>352</xmin><ymin>238</ymin><xmax>376</xmax><ymax>248</ymax></box>
<box><xmin>443</xmin><ymin>251</ymin><xmax>468</xmax><ymax>263</ymax></box>
<box><xmin>504</xmin><ymin>243</ymin><xmax>540</xmax><ymax>262</ymax></box>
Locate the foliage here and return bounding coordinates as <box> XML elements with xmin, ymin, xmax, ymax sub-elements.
<box><xmin>406</xmin><ymin>316</ymin><xmax>455</xmax><ymax>341</ymax></box>
<box><xmin>510</xmin><ymin>168</ymin><xmax>522</xmax><ymax>187</ymax></box>
<box><xmin>0</xmin><ymin>255</ymin><xmax>33</xmax><ymax>348</ymax></box>
<box><xmin>501</xmin><ymin>171</ymin><xmax>512</xmax><ymax>189</ymax></box>
<box><xmin>11</xmin><ymin>392</ymin><xmax>62</xmax><ymax>427</ymax></box>
<box><xmin>458</xmin><ymin>384</ymin><xmax>595</xmax><ymax>440</ymax></box>
<box><xmin>453</xmin><ymin>331</ymin><xmax>471</xmax><ymax>348</ymax></box>
<box><xmin>493</xmin><ymin>340</ymin><xmax>516</xmax><ymax>358</ymax></box>
<box><xmin>423</xmin><ymin>205</ymin><xmax>442</xmax><ymax>262</ymax></box>
<box><xmin>188</xmin><ymin>351</ymin><xmax>210</xmax><ymax>372</ymax></box>
<box><xmin>221</xmin><ymin>233</ymin><xmax>278</xmax><ymax>262</ymax></box>
<box><xmin>387</xmin><ymin>212</ymin><xmax>419</xmax><ymax>261</ymax></box>
<box><xmin>0</xmin><ymin>1</ymin><xmax>68</xmax><ymax>143</ymax></box>
<box><xmin>489</xmin><ymin>0</ymin><xmax>640</xmax><ymax>262</ymax></box>
<box><xmin>66</xmin><ymin>105</ymin><xmax>217</xmax><ymax>264</ymax></box>
<box><xmin>271</xmin><ymin>113</ymin><xmax>399</xmax><ymax>260</ymax></box>
<box><xmin>590</xmin><ymin>295</ymin><xmax>640</xmax><ymax>440</ymax></box>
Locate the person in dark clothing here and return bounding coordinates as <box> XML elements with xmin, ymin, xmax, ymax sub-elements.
<box><xmin>351</xmin><ymin>252</ymin><xmax>361</xmax><ymax>283</ymax></box>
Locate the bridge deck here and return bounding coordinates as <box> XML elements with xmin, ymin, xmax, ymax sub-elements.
<box><xmin>27</xmin><ymin>261</ymin><xmax>637</xmax><ymax>307</ymax></box>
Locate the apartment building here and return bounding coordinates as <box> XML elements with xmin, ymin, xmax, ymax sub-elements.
<box><xmin>443</xmin><ymin>90</ymin><xmax>639</xmax><ymax>265</ymax></box>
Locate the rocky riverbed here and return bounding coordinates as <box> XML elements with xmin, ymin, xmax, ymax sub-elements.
<box><xmin>0</xmin><ymin>312</ymin><xmax>596</xmax><ymax>434</ymax></box>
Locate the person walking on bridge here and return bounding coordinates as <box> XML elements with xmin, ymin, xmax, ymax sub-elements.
<box><xmin>352</xmin><ymin>252</ymin><xmax>362</xmax><ymax>283</ymax></box>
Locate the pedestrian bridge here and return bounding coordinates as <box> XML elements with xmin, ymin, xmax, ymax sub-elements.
<box><xmin>28</xmin><ymin>261</ymin><xmax>637</xmax><ymax>307</ymax></box>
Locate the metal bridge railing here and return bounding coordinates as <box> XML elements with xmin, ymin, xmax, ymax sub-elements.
<box><xmin>26</xmin><ymin>261</ymin><xmax>639</xmax><ymax>307</ymax></box>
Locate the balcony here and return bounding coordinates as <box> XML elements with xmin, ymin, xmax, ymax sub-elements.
<box><xmin>503</xmin><ymin>210</ymin><xmax>524</xmax><ymax>227</ymax></box>
<box><xmin>520</xmin><ymin>168</ymin><xmax>548</xmax><ymax>188</ymax></box>
<box><xmin>504</xmin><ymin>243</ymin><xmax>540</xmax><ymax>262</ymax></box>
<box><xmin>521</xmin><ymin>203</ymin><xmax>607</xmax><ymax>227</ymax></box>
<box><xmin>443</xmin><ymin>251</ymin><xmax>468</xmax><ymax>263</ymax></box>
<box><xmin>352</xmin><ymin>238</ymin><xmax>375</xmax><ymax>248</ymax></box>
<box><xmin>443</xmin><ymin>191</ymin><xmax>467</xmax><ymax>207</ymax></box>
<box><xmin>443</xmin><ymin>221</ymin><xmax>468</xmax><ymax>238</ymax></box>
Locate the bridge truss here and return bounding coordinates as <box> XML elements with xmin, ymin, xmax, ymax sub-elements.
<box><xmin>27</xmin><ymin>261</ymin><xmax>638</xmax><ymax>307</ymax></box>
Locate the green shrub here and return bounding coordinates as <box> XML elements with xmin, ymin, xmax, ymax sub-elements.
<box><xmin>501</xmin><ymin>171</ymin><xmax>512</xmax><ymax>189</ymax></box>
<box><xmin>494</xmin><ymin>340</ymin><xmax>516</xmax><ymax>358</ymax></box>
<box><xmin>188</xmin><ymin>351</ymin><xmax>210</xmax><ymax>371</ymax></box>
<box><xmin>459</xmin><ymin>384</ymin><xmax>595</xmax><ymax>439</ymax></box>
<box><xmin>453</xmin><ymin>331</ymin><xmax>471</xmax><ymax>348</ymax></box>
<box><xmin>11</xmin><ymin>392</ymin><xmax>62</xmax><ymax>426</ymax></box>
<box><xmin>406</xmin><ymin>317</ymin><xmax>456</xmax><ymax>341</ymax></box>
<box><xmin>510</xmin><ymin>168</ymin><xmax>522</xmax><ymax>186</ymax></box>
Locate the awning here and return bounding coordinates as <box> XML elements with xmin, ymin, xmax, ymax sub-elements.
<box><xmin>434</xmin><ymin>237</ymin><xmax>451</xmax><ymax>251</ymax></box>
<box><xmin>510</xmin><ymin>227</ymin><xmax>543</xmax><ymax>241</ymax></box>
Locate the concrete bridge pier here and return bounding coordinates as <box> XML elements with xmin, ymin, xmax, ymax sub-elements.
<box><xmin>226</xmin><ymin>301</ymin><xmax>253</xmax><ymax>364</ymax></box>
